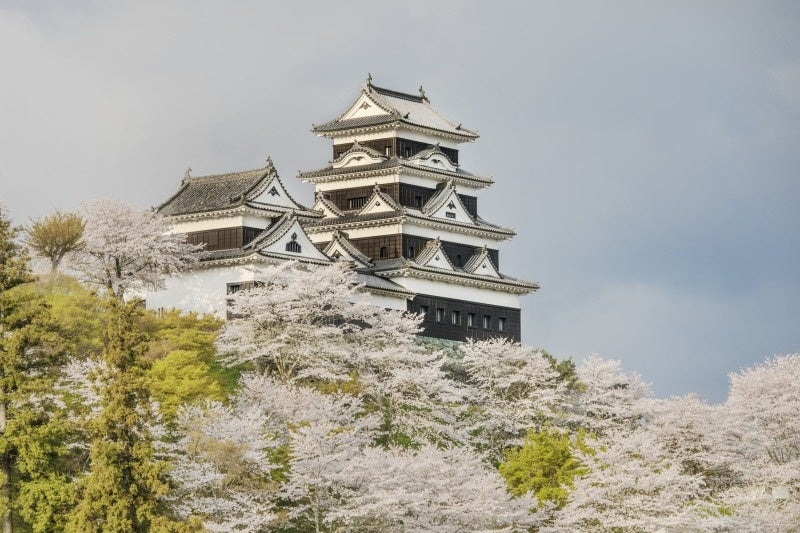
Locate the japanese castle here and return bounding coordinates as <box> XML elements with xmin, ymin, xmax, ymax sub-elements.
<box><xmin>147</xmin><ymin>77</ymin><xmax>538</xmax><ymax>341</ymax></box>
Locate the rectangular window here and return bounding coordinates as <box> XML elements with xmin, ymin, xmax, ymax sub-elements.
<box><xmin>483</xmin><ymin>315</ymin><xmax>491</xmax><ymax>330</ymax></box>
<box><xmin>436</xmin><ymin>308</ymin><xmax>445</xmax><ymax>323</ymax></box>
<box><xmin>414</xmin><ymin>195</ymin><xmax>423</xmax><ymax>208</ymax></box>
<box><xmin>347</xmin><ymin>196</ymin><xmax>367</xmax><ymax>210</ymax></box>
<box><xmin>405</xmin><ymin>147</ymin><xmax>412</xmax><ymax>157</ymax></box>
<box><xmin>385</xmin><ymin>146</ymin><xmax>391</xmax><ymax>156</ymax></box>
<box><xmin>498</xmin><ymin>317</ymin><xmax>507</xmax><ymax>333</ymax></box>
<box><xmin>467</xmin><ymin>313</ymin><xmax>476</xmax><ymax>327</ymax></box>
<box><xmin>451</xmin><ymin>310</ymin><xmax>461</xmax><ymax>326</ymax></box>
<box><xmin>227</xmin><ymin>283</ymin><xmax>241</xmax><ymax>295</ymax></box>
<box><xmin>419</xmin><ymin>305</ymin><xmax>428</xmax><ymax>319</ymax></box>
<box><xmin>445</xmin><ymin>212</ymin><xmax>456</xmax><ymax>219</ymax></box>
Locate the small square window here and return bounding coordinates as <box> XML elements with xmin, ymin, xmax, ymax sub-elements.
<box><xmin>467</xmin><ymin>313</ymin><xmax>476</xmax><ymax>327</ymax></box>
<box><xmin>419</xmin><ymin>305</ymin><xmax>428</xmax><ymax>318</ymax></box>
<box><xmin>498</xmin><ymin>317</ymin><xmax>507</xmax><ymax>333</ymax></box>
<box><xmin>445</xmin><ymin>212</ymin><xmax>456</xmax><ymax>219</ymax></box>
<box><xmin>414</xmin><ymin>195</ymin><xmax>423</xmax><ymax>208</ymax></box>
<box><xmin>405</xmin><ymin>147</ymin><xmax>412</xmax><ymax>157</ymax></box>
<box><xmin>451</xmin><ymin>310</ymin><xmax>461</xmax><ymax>326</ymax></box>
<box><xmin>385</xmin><ymin>146</ymin><xmax>391</xmax><ymax>156</ymax></box>
<box><xmin>483</xmin><ymin>315</ymin><xmax>491</xmax><ymax>330</ymax></box>
<box><xmin>227</xmin><ymin>284</ymin><xmax>241</xmax><ymax>295</ymax></box>
<box><xmin>436</xmin><ymin>308</ymin><xmax>445</xmax><ymax>323</ymax></box>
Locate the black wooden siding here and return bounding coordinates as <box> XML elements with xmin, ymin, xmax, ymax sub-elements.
<box><xmin>322</xmin><ymin>182</ymin><xmax>478</xmax><ymax>217</ymax></box>
<box><xmin>408</xmin><ymin>294</ymin><xmax>521</xmax><ymax>342</ymax></box>
<box><xmin>187</xmin><ymin>226</ymin><xmax>262</xmax><ymax>251</ymax></box>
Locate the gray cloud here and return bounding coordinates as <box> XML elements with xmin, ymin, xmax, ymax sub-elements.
<box><xmin>1</xmin><ymin>1</ymin><xmax>798</xmax><ymax>401</ymax></box>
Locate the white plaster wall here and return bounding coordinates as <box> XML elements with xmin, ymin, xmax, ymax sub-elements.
<box><xmin>401</xmin><ymin>223</ymin><xmax>505</xmax><ymax>247</ymax></box>
<box><xmin>363</xmin><ymin>292</ymin><xmax>409</xmax><ymax>311</ymax></box>
<box><xmin>171</xmin><ymin>214</ymin><xmax>273</xmax><ymax>233</ymax></box>
<box><xmin>341</xmin><ymin>94</ymin><xmax>391</xmax><ymax>119</ymax></box>
<box><xmin>146</xmin><ymin>263</ymin><xmax>261</xmax><ymax>317</ymax></box>
<box><xmin>392</xmin><ymin>277</ymin><xmax>521</xmax><ymax>308</ymax></box>
<box><xmin>308</xmin><ymin>224</ymin><xmax>403</xmax><ymax>243</ymax></box>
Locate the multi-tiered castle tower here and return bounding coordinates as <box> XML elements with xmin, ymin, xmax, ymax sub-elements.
<box><xmin>299</xmin><ymin>77</ymin><xmax>538</xmax><ymax>341</ymax></box>
<box><xmin>148</xmin><ymin>78</ymin><xmax>537</xmax><ymax>342</ymax></box>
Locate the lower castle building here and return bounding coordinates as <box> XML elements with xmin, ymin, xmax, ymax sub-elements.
<box><xmin>147</xmin><ymin>78</ymin><xmax>538</xmax><ymax>342</ymax></box>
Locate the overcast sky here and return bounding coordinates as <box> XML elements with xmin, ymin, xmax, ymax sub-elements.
<box><xmin>2</xmin><ymin>1</ymin><xmax>798</xmax><ymax>402</ymax></box>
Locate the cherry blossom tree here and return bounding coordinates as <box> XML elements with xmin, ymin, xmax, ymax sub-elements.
<box><xmin>460</xmin><ymin>338</ymin><xmax>566</xmax><ymax>460</ymax></box>
<box><xmin>72</xmin><ymin>198</ymin><xmax>202</xmax><ymax>300</ymax></box>
<box><xmin>569</xmin><ymin>355</ymin><xmax>651</xmax><ymax>434</ymax></box>
<box><xmin>555</xmin><ymin>427</ymin><xmax>723</xmax><ymax>531</ymax></box>
<box><xmin>218</xmin><ymin>262</ymin><xmax>463</xmax><ymax>445</ymax></box>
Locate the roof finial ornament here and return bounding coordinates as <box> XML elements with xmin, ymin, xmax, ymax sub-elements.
<box><xmin>266</xmin><ymin>155</ymin><xmax>273</xmax><ymax>167</ymax></box>
<box><xmin>366</xmin><ymin>73</ymin><xmax>373</xmax><ymax>86</ymax></box>
<box><xmin>184</xmin><ymin>166</ymin><xmax>192</xmax><ymax>179</ymax></box>
<box><xmin>419</xmin><ymin>85</ymin><xmax>426</xmax><ymax>100</ymax></box>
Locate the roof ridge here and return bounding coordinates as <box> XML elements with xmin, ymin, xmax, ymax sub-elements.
<box><xmin>369</xmin><ymin>84</ymin><xmax>425</xmax><ymax>103</ymax></box>
<box><xmin>183</xmin><ymin>167</ymin><xmax>266</xmax><ymax>183</ymax></box>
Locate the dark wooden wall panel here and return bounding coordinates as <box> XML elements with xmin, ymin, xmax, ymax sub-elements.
<box><xmin>186</xmin><ymin>226</ymin><xmax>262</xmax><ymax>251</ymax></box>
<box><xmin>408</xmin><ymin>294</ymin><xmax>521</xmax><ymax>342</ymax></box>
<box><xmin>333</xmin><ymin>137</ymin><xmax>459</xmax><ymax>164</ymax></box>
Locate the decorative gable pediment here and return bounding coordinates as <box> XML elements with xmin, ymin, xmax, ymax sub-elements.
<box><xmin>312</xmin><ymin>195</ymin><xmax>343</xmax><ymax>219</ymax></box>
<box><xmin>409</xmin><ymin>144</ymin><xmax>458</xmax><ymax>172</ymax></box>
<box><xmin>415</xmin><ymin>238</ymin><xmax>455</xmax><ymax>271</ymax></box>
<box><xmin>422</xmin><ymin>181</ymin><xmax>475</xmax><ymax>225</ymax></box>
<box><xmin>357</xmin><ymin>185</ymin><xmax>401</xmax><ymax>216</ymax></box>
<box><xmin>322</xmin><ymin>231</ymin><xmax>372</xmax><ymax>268</ymax></box>
<box><xmin>254</xmin><ymin>215</ymin><xmax>330</xmax><ymax>262</ymax></box>
<box><xmin>331</xmin><ymin>141</ymin><xmax>388</xmax><ymax>169</ymax></box>
<box><xmin>463</xmin><ymin>246</ymin><xmax>500</xmax><ymax>278</ymax></box>
<box><xmin>247</xmin><ymin>158</ymin><xmax>303</xmax><ymax>210</ymax></box>
<box><xmin>341</xmin><ymin>92</ymin><xmax>392</xmax><ymax>120</ymax></box>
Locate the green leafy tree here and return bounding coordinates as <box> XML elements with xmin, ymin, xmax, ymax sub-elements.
<box><xmin>26</xmin><ymin>211</ymin><xmax>84</xmax><ymax>272</ymax></box>
<box><xmin>0</xmin><ymin>207</ymin><xmax>79</xmax><ymax>533</ymax></box>
<box><xmin>144</xmin><ymin>310</ymin><xmax>231</xmax><ymax>420</ymax></box>
<box><xmin>66</xmin><ymin>300</ymin><xmax>192</xmax><ymax>532</ymax></box>
<box><xmin>499</xmin><ymin>427</ymin><xmax>591</xmax><ymax>508</ymax></box>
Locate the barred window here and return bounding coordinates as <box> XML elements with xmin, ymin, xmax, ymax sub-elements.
<box><xmin>285</xmin><ymin>241</ymin><xmax>301</xmax><ymax>253</ymax></box>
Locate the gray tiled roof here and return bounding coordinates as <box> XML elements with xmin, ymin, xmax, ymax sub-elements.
<box><xmin>298</xmin><ymin>157</ymin><xmax>492</xmax><ymax>185</ymax></box>
<box><xmin>312</xmin><ymin>83</ymin><xmax>478</xmax><ymax>139</ymax></box>
<box><xmin>354</xmin><ymin>273</ymin><xmax>414</xmax><ymax>296</ymax></box>
<box><xmin>158</xmin><ymin>168</ymin><xmax>267</xmax><ymax>216</ymax></box>
<box><xmin>366</xmin><ymin>258</ymin><xmax>539</xmax><ymax>292</ymax></box>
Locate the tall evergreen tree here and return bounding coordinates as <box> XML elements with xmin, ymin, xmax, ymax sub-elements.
<box><xmin>0</xmin><ymin>207</ymin><xmax>74</xmax><ymax>532</ymax></box>
<box><xmin>67</xmin><ymin>299</ymin><xmax>191</xmax><ymax>532</ymax></box>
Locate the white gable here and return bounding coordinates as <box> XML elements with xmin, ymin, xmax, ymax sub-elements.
<box><xmin>428</xmin><ymin>189</ymin><xmax>475</xmax><ymax>225</ymax></box>
<box><xmin>259</xmin><ymin>219</ymin><xmax>330</xmax><ymax>262</ymax></box>
<box><xmin>312</xmin><ymin>198</ymin><xmax>342</xmax><ymax>219</ymax></box>
<box><xmin>415</xmin><ymin>153</ymin><xmax>458</xmax><ymax>172</ymax></box>
<box><xmin>323</xmin><ymin>239</ymin><xmax>370</xmax><ymax>267</ymax></box>
<box><xmin>333</xmin><ymin>150</ymin><xmax>386</xmax><ymax>169</ymax></box>
<box><xmin>474</xmin><ymin>256</ymin><xmax>499</xmax><ymax>277</ymax></box>
<box><xmin>421</xmin><ymin>249</ymin><xmax>455</xmax><ymax>271</ymax></box>
<box><xmin>358</xmin><ymin>191</ymin><xmax>398</xmax><ymax>215</ymax></box>
<box><xmin>341</xmin><ymin>93</ymin><xmax>391</xmax><ymax>120</ymax></box>
<box><xmin>249</xmin><ymin>176</ymin><xmax>300</xmax><ymax>209</ymax></box>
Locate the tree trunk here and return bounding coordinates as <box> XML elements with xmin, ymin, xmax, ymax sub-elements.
<box><xmin>0</xmin><ymin>401</ymin><xmax>12</xmax><ymax>533</ymax></box>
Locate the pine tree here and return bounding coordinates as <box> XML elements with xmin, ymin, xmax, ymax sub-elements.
<box><xmin>67</xmin><ymin>299</ymin><xmax>191</xmax><ymax>532</ymax></box>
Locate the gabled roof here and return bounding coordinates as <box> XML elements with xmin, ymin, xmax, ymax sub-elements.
<box><xmin>312</xmin><ymin>194</ymin><xmax>344</xmax><ymax>219</ymax></box>
<box><xmin>462</xmin><ymin>245</ymin><xmax>500</xmax><ymax>278</ymax></box>
<box><xmin>421</xmin><ymin>180</ymin><xmax>477</xmax><ymax>225</ymax></box>
<box><xmin>244</xmin><ymin>213</ymin><xmax>330</xmax><ymax>263</ymax></box>
<box><xmin>312</xmin><ymin>77</ymin><xmax>478</xmax><ymax>141</ymax></box>
<box><xmin>406</xmin><ymin>143</ymin><xmax>459</xmax><ymax>172</ymax></box>
<box><xmin>322</xmin><ymin>230</ymin><xmax>372</xmax><ymax>267</ymax></box>
<box><xmin>414</xmin><ymin>238</ymin><xmax>456</xmax><ymax>271</ymax></box>
<box><xmin>331</xmin><ymin>141</ymin><xmax>388</xmax><ymax>169</ymax></box>
<box><xmin>158</xmin><ymin>158</ymin><xmax>317</xmax><ymax>218</ymax></box>
<box><xmin>356</xmin><ymin>184</ymin><xmax>402</xmax><ymax>216</ymax></box>
<box><xmin>367</xmin><ymin>258</ymin><xmax>539</xmax><ymax>295</ymax></box>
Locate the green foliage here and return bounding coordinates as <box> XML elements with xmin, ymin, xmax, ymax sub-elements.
<box><xmin>0</xmin><ymin>208</ymin><xmax>83</xmax><ymax>532</ymax></box>
<box><xmin>66</xmin><ymin>300</ymin><xmax>188</xmax><ymax>532</ymax></box>
<box><xmin>142</xmin><ymin>310</ymin><xmax>233</xmax><ymax>419</ymax></box>
<box><xmin>25</xmin><ymin>211</ymin><xmax>85</xmax><ymax>272</ymax></box>
<box><xmin>541</xmin><ymin>350</ymin><xmax>579</xmax><ymax>391</ymax></box>
<box><xmin>499</xmin><ymin>428</ymin><xmax>592</xmax><ymax>508</ymax></box>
